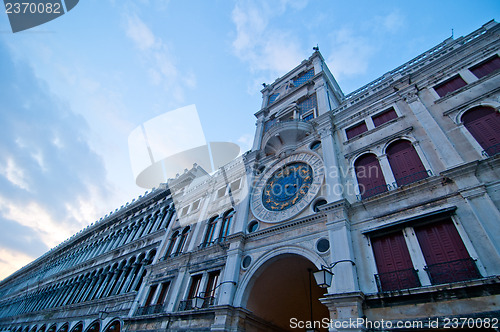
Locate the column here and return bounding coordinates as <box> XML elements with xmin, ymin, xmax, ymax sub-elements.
<box><xmin>377</xmin><ymin>154</ymin><xmax>397</xmax><ymax>188</ymax></box>
<box><xmin>126</xmin><ymin>224</ymin><xmax>141</xmax><ymax>243</ymax></box>
<box><xmin>88</xmin><ymin>273</ymin><xmax>107</xmax><ymax>301</ymax></box>
<box><xmin>121</xmin><ymin>264</ymin><xmax>140</xmax><ymax>294</ymax></box>
<box><xmin>251</xmin><ymin>117</ymin><xmax>265</xmax><ymax>152</ymax></box>
<box><xmin>320</xmin><ymin>200</ymin><xmax>364</xmax><ymax>332</ymax></box>
<box><xmin>143</xmin><ymin>216</ymin><xmax>155</xmax><ymax>236</ymax></box>
<box><xmin>134</xmin><ymin>220</ymin><xmax>148</xmax><ymax>240</ymax></box>
<box><xmin>81</xmin><ymin>275</ymin><xmax>99</xmax><ymax>302</ymax></box>
<box><xmin>460</xmin><ymin>187</ymin><xmax>500</xmax><ymax>274</ymax></box>
<box><xmin>320</xmin><ymin>128</ymin><xmax>344</xmax><ymax>202</ymax></box>
<box><xmin>403</xmin><ymin>93</ymin><xmax>463</xmax><ymax>169</ymax></box>
<box><xmin>95</xmin><ymin>272</ymin><xmax>114</xmax><ymax>299</ymax></box>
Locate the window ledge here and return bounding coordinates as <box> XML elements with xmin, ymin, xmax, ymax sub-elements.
<box><xmin>365</xmin><ymin>275</ymin><xmax>500</xmax><ymax>307</ymax></box>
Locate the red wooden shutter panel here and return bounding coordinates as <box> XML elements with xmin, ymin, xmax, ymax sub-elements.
<box><xmin>372</xmin><ymin>232</ymin><xmax>419</xmax><ymax>291</ymax></box>
<box><xmin>470</xmin><ymin>55</ymin><xmax>500</xmax><ymax>79</ymax></box>
<box><xmin>463</xmin><ymin>107</ymin><xmax>500</xmax><ymax>155</ymax></box>
<box><xmin>387</xmin><ymin>140</ymin><xmax>427</xmax><ymax>186</ymax></box>
<box><xmin>415</xmin><ymin>219</ymin><xmax>480</xmax><ymax>284</ymax></box>
<box><xmin>373</xmin><ymin>108</ymin><xmax>398</xmax><ymax>127</ymax></box>
<box><xmin>346</xmin><ymin>121</ymin><xmax>368</xmax><ymax>139</ymax></box>
<box><xmin>434</xmin><ymin>75</ymin><xmax>467</xmax><ymax>97</ymax></box>
<box><xmin>355</xmin><ymin>154</ymin><xmax>387</xmax><ymax>198</ymax></box>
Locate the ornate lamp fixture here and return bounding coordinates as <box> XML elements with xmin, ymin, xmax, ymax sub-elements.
<box><xmin>313</xmin><ymin>260</ymin><xmax>356</xmax><ymax>288</ymax></box>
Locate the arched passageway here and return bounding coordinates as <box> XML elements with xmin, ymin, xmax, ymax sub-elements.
<box><xmin>246</xmin><ymin>254</ymin><xmax>329</xmax><ymax>331</ymax></box>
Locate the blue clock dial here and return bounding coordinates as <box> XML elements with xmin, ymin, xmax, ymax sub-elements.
<box><xmin>262</xmin><ymin>162</ymin><xmax>313</xmax><ymax>211</ymax></box>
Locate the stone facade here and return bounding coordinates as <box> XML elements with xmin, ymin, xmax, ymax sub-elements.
<box><xmin>1</xmin><ymin>20</ymin><xmax>499</xmax><ymax>332</ymax></box>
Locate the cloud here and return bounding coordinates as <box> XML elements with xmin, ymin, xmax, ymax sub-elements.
<box><xmin>126</xmin><ymin>15</ymin><xmax>156</xmax><ymax>50</ymax></box>
<box><xmin>326</xmin><ymin>28</ymin><xmax>375</xmax><ymax>79</ymax></box>
<box><xmin>231</xmin><ymin>0</ymin><xmax>307</xmax><ymax>81</ymax></box>
<box><xmin>124</xmin><ymin>14</ymin><xmax>195</xmax><ymax>103</ymax></box>
<box><xmin>0</xmin><ymin>41</ymin><xmax>110</xmax><ymax>280</ymax></box>
<box><xmin>237</xmin><ymin>133</ymin><xmax>254</xmax><ymax>153</ymax></box>
<box><xmin>377</xmin><ymin>11</ymin><xmax>405</xmax><ymax>33</ymax></box>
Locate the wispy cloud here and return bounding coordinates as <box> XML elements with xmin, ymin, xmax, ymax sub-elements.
<box><xmin>0</xmin><ymin>42</ymin><xmax>110</xmax><ymax>280</ymax></box>
<box><xmin>326</xmin><ymin>28</ymin><xmax>375</xmax><ymax>79</ymax></box>
<box><xmin>124</xmin><ymin>14</ymin><xmax>195</xmax><ymax>103</ymax></box>
<box><xmin>231</xmin><ymin>0</ymin><xmax>308</xmax><ymax>83</ymax></box>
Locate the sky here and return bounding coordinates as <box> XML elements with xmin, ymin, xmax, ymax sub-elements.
<box><xmin>0</xmin><ymin>0</ymin><xmax>498</xmax><ymax>281</ymax></box>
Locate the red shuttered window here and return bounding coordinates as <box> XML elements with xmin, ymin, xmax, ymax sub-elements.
<box><xmin>346</xmin><ymin>121</ymin><xmax>368</xmax><ymax>139</ymax></box>
<box><xmin>470</xmin><ymin>55</ymin><xmax>500</xmax><ymax>79</ymax></box>
<box><xmin>462</xmin><ymin>106</ymin><xmax>500</xmax><ymax>156</ymax></box>
<box><xmin>372</xmin><ymin>232</ymin><xmax>420</xmax><ymax>291</ymax></box>
<box><xmin>434</xmin><ymin>75</ymin><xmax>467</xmax><ymax>97</ymax></box>
<box><xmin>415</xmin><ymin>219</ymin><xmax>480</xmax><ymax>284</ymax></box>
<box><xmin>355</xmin><ymin>154</ymin><xmax>387</xmax><ymax>199</ymax></box>
<box><xmin>387</xmin><ymin>140</ymin><xmax>428</xmax><ymax>186</ymax></box>
<box><xmin>372</xmin><ymin>107</ymin><xmax>398</xmax><ymax>127</ymax></box>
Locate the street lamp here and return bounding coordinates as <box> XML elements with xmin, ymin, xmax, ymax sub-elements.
<box><xmin>193</xmin><ymin>281</ymin><xmax>237</xmax><ymax>309</ymax></box>
<box><xmin>313</xmin><ymin>260</ymin><xmax>356</xmax><ymax>288</ymax></box>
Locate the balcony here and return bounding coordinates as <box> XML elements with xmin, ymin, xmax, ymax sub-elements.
<box><xmin>425</xmin><ymin>258</ymin><xmax>481</xmax><ymax>285</ymax></box>
<box><xmin>357</xmin><ymin>184</ymin><xmax>391</xmax><ymax>200</ymax></box>
<box><xmin>393</xmin><ymin>170</ymin><xmax>432</xmax><ymax>187</ymax></box>
<box><xmin>262</xmin><ymin>119</ymin><xmax>314</xmax><ymax>155</ymax></box>
<box><xmin>482</xmin><ymin>142</ymin><xmax>500</xmax><ymax>157</ymax></box>
<box><xmin>178</xmin><ymin>296</ymin><xmax>216</xmax><ymax>311</ymax></box>
<box><xmin>375</xmin><ymin>268</ymin><xmax>421</xmax><ymax>292</ymax></box>
<box><xmin>136</xmin><ymin>304</ymin><xmax>163</xmax><ymax>316</ymax></box>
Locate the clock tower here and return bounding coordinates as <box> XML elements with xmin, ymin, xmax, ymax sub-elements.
<box><xmin>248</xmin><ymin>50</ymin><xmax>345</xmax><ymax>224</ymax></box>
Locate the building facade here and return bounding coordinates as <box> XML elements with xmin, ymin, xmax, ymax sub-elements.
<box><xmin>1</xmin><ymin>20</ymin><xmax>499</xmax><ymax>332</ymax></box>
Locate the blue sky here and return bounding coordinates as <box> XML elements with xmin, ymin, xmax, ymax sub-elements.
<box><xmin>0</xmin><ymin>0</ymin><xmax>498</xmax><ymax>280</ymax></box>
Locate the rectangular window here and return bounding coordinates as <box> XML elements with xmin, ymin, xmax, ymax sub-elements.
<box><xmin>216</xmin><ymin>186</ymin><xmax>226</xmax><ymax>198</ymax></box>
<box><xmin>372</xmin><ymin>107</ymin><xmax>398</xmax><ymax>127</ymax></box>
<box><xmin>293</xmin><ymin>68</ymin><xmax>314</xmax><ymax>87</ymax></box>
<box><xmin>187</xmin><ymin>275</ymin><xmax>202</xmax><ymax>300</ymax></box>
<box><xmin>191</xmin><ymin>199</ymin><xmax>201</xmax><ymax>211</ymax></box>
<box><xmin>470</xmin><ymin>55</ymin><xmax>500</xmax><ymax>79</ymax></box>
<box><xmin>415</xmin><ymin>219</ymin><xmax>481</xmax><ymax>284</ymax></box>
<box><xmin>297</xmin><ymin>93</ymin><xmax>317</xmax><ymax>117</ymax></box>
<box><xmin>144</xmin><ymin>284</ymin><xmax>158</xmax><ymax>306</ymax></box>
<box><xmin>230</xmin><ymin>179</ymin><xmax>241</xmax><ymax>192</ymax></box>
<box><xmin>205</xmin><ymin>271</ymin><xmax>220</xmax><ymax>299</ymax></box>
<box><xmin>346</xmin><ymin>121</ymin><xmax>368</xmax><ymax>140</ymax></box>
<box><xmin>180</xmin><ymin>205</ymin><xmax>190</xmax><ymax>216</ymax></box>
<box><xmin>371</xmin><ymin>232</ymin><xmax>420</xmax><ymax>291</ymax></box>
<box><xmin>434</xmin><ymin>75</ymin><xmax>467</xmax><ymax>97</ymax></box>
<box><xmin>156</xmin><ymin>282</ymin><xmax>170</xmax><ymax>305</ymax></box>
<box><xmin>268</xmin><ymin>93</ymin><xmax>280</xmax><ymax>105</ymax></box>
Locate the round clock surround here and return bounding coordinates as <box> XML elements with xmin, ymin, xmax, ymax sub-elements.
<box><xmin>251</xmin><ymin>153</ymin><xmax>325</xmax><ymax>223</ymax></box>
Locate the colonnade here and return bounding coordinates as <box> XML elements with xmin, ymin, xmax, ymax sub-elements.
<box><xmin>0</xmin><ymin>250</ymin><xmax>157</xmax><ymax>318</ymax></box>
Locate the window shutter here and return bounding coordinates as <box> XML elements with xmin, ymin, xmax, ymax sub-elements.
<box><xmin>346</xmin><ymin>121</ymin><xmax>368</xmax><ymax>139</ymax></box>
<box><xmin>434</xmin><ymin>75</ymin><xmax>467</xmax><ymax>97</ymax></box>
<box><xmin>470</xmin><ymin>55</ymin><xmax>500</xmax><ymax>79</ymax></box>
<box><xmin>355</xmin><ymin>154</ymin><xmax>387</xmax><ymax>198</ymax></box>
<box><xmin>415</xmin><ymin>219</ymin><xmax>480</xmax><ymax>284</ymax></box>
<box><xmin>373</xmin><ymin>108</ymin><xmax>398</xmax><ymax>127</ymax></box>
<box><xmin>372</xmin><ymin>232</ymin><xmax>419</xmax><ymax>291</ymax></box>
<box><xmin>387</xmin><ymin>140</ymin><xmax>427</xmax><ymax>186</ymax></box>
<box><xmin>463</xmin><ymin>107</ymin><xmax>500</xmax><ymax>155</ymax></box>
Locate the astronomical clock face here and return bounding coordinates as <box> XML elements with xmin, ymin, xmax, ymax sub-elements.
<box><xmin>251</xmin><ymin>153</ymin><xmax>324</xmax><ymax>223</ymax></box>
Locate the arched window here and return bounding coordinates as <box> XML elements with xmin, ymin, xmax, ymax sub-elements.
<box><xmin>174</xmin><ymin>227</ymin><xmax>190</xmax><ymax>256</ymax></box>
<box><xmin>202</xmin><ymin>216</ymin><xmax>218</xmax><ymax>248</ymax></box>
<box><xmin>355</xmin><ymin>153</ymin><xmax>387</xmax><ymax>199</ymax></box>
<box><xmin>387</xmin><ymin>140</ymin><xmax>428</xmax><ymax>186</ymax></box>
<box><xmin>218</xmin><ymin>210</ymin><xmax>234</xmax><ymax>242</ymax></box>
<box><xmin>164</xmin><ymin>231</ymin><xmax>179</xmax><ymax>258</ymax></box>
<box><xmin>462</xmin><ymin>106</ymin><xmax>500</xmax><ymax>156</ymax></box>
